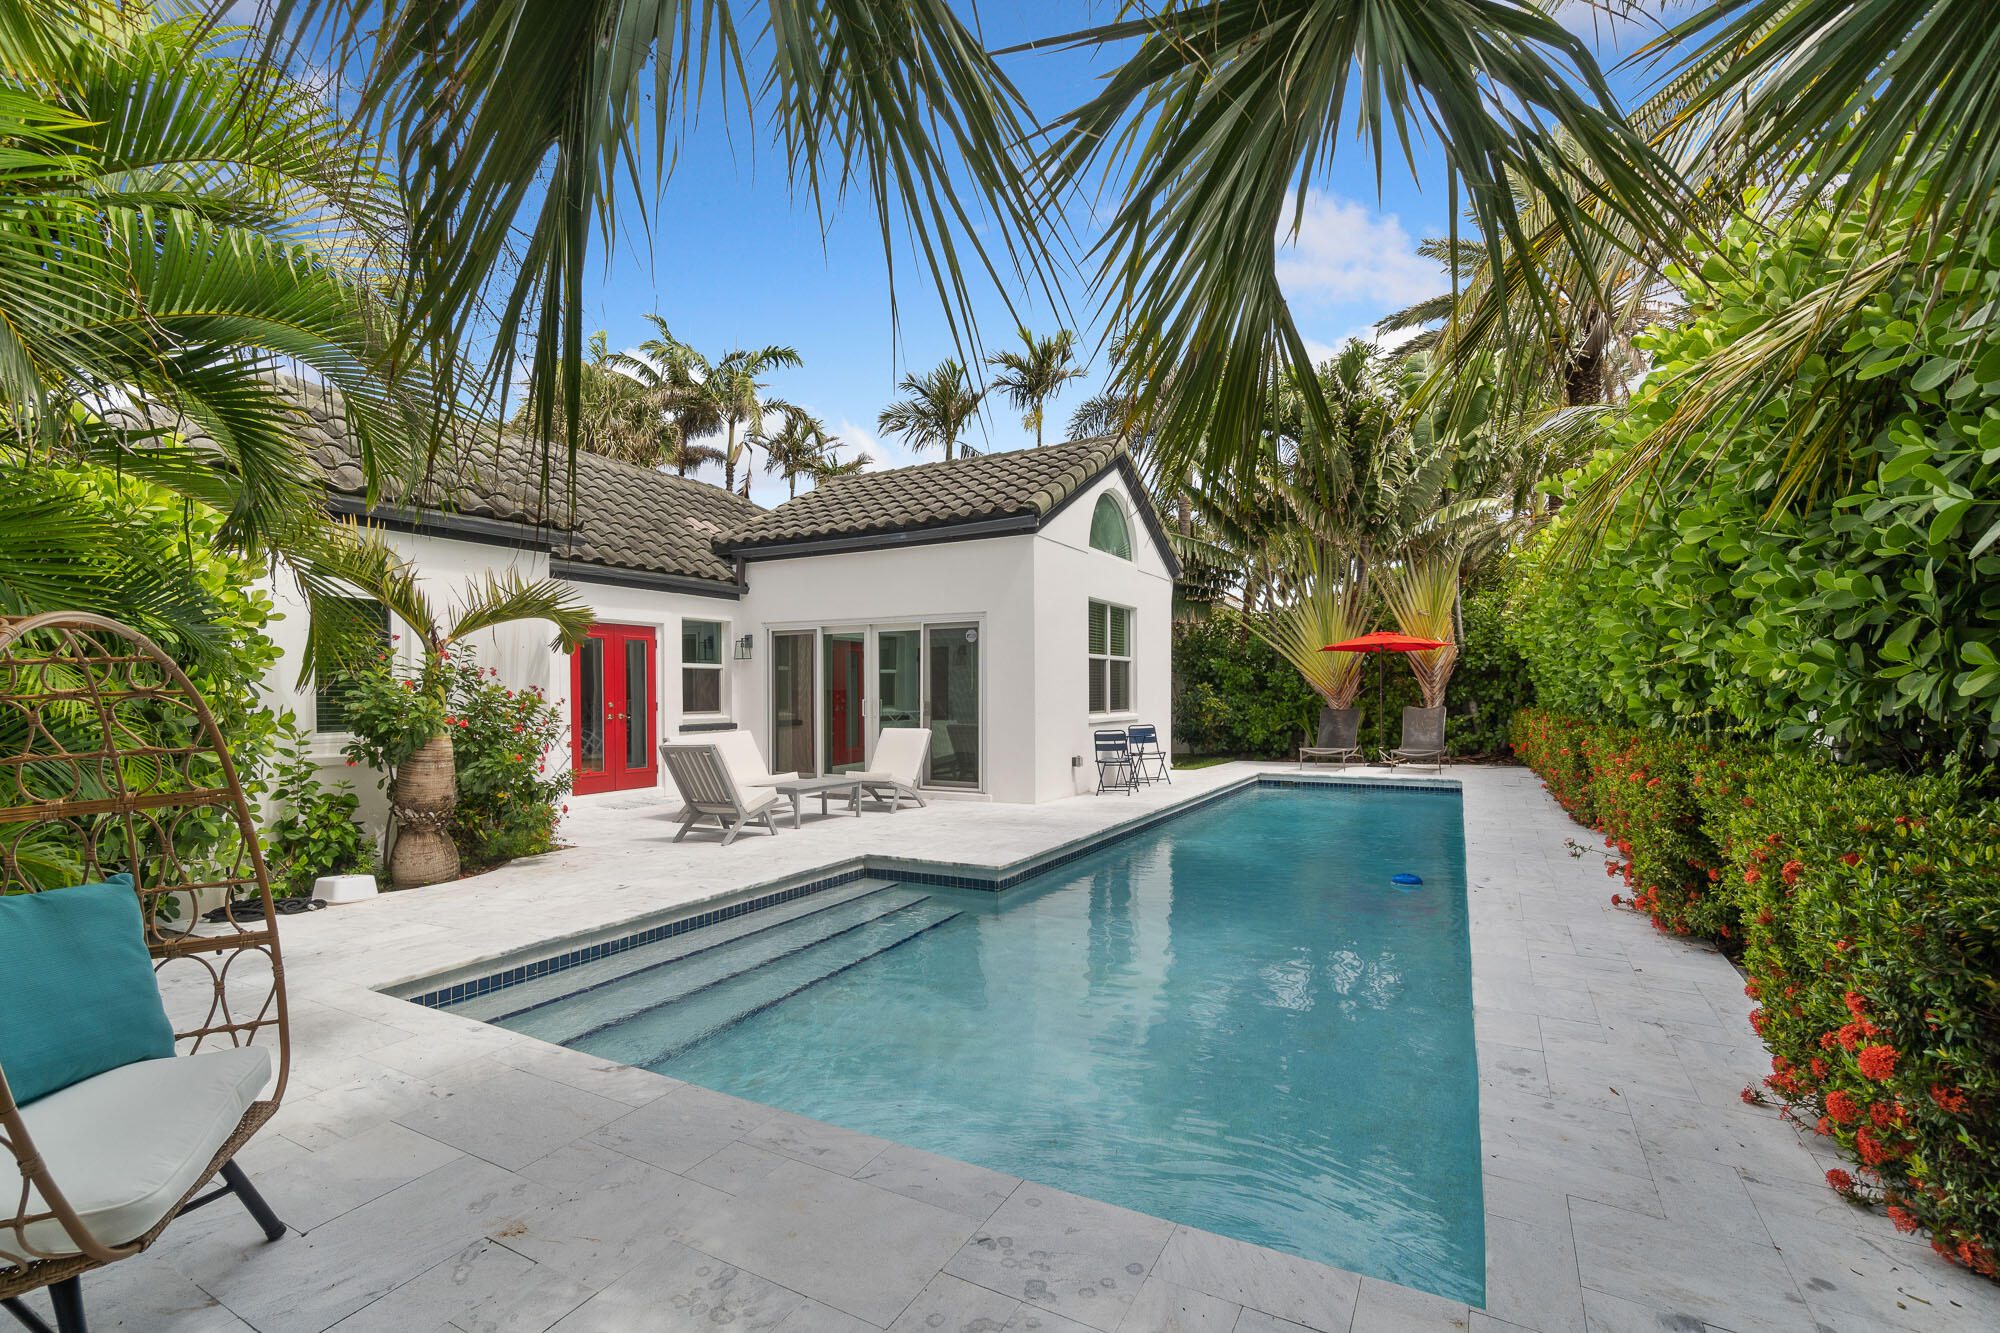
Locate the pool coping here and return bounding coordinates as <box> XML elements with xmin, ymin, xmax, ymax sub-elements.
<box><xmin>388</xmin><ymin>771</ymin><xmax>1463</xmax><ymax>1011</ymax></box>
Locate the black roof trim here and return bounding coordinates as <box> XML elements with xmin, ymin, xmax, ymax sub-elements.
<box><xmin>549</xmin><ymin>557</ymin><xmax>743</xmax><ymax>600</ymax></box>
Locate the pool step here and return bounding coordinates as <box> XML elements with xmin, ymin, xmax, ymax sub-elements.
<box><xmin>560</xmin><ymin>897</ymin><xmax>963</xmax><ymax>1069</ymax></box>
<box><xmin>445</xmin><ymin>878</ymin><xmax>913</xmax><ymax>1024</ymax></box>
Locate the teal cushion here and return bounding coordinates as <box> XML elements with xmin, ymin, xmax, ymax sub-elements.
<box><xmin>0</xmin><ymin>875</ymin><xmax>176</xmax><ymax>1106</ymax></box>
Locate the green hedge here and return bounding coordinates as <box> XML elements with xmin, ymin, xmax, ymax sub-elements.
<box><xmin>1512</xmin><ymin>709</ymin><xmax>2000</xmax><ymax>1276</ymax></box>
<box><xmin>1504</xmin><ymin>201</ymin><xmax>2000</xmax><ymax>767</ymax></box>
<box><xmin>1173</xmin><ymin>592</ymin><xmax>1533</xmax><ymax>759</ymax></box>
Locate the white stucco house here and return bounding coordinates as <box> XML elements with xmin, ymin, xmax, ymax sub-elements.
<box><xmin>259</xmin><ymin>392</ymin><xmax>1179</xmax><ymax>823</ymax></box>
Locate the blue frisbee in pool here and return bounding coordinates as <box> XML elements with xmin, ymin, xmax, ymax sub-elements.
<box><xmin>1391</xmin><ymin>873</ymin><xmax>1423</xmax><ymax>887</ymax></box>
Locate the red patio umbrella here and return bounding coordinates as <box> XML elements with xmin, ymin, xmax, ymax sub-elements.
<box><xmin>1322</xmin><ymin>632</ymin><xmax>1448</xmax><ymax>752</ymax></box>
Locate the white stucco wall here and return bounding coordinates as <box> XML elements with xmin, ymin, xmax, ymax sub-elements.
<box><xmin>1030</xmin><ymin>466</ymin><xmax>1176</xmax><ymax>800</ymax></box>
<box><xmin>258</xmin><ymin>528</ymin><xmax>557</xmax><ymax>841</ymax></box>
<box><xmin>737</xmin><ymin>535</ymin><xmax>1040</xmax><ymax>801</ymax></box>
<box><xmin>257</xmin><ymin>459</ymin><xmax>1174</xmax><ymax>820</ymax></box>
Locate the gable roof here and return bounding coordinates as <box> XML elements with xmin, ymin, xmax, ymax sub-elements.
<box><xmin>718</xmin><ymin>437</ymin><xmax>1174</xmax><ymax>571</ymax></box>
<box><xmin>272</xmin><ymin>381</ymin><xmax>761</xmax><ymax>590</ymax></box>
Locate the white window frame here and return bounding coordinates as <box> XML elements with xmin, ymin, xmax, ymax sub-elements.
<box><xmin>1088</xmin><ymin>600</ymin><xmax>1136</xmax><ymax>719</ymax></box>
<box><xmin>680</xmin><ymin>616</ymin><xmax>730</xmax><ymax>720</ymax></box>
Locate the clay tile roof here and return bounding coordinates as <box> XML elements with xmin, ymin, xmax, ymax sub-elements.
<box><xmin>719</xmin><ymin>436</ymin><xmax>1125</xmax><ymax>552</ymax></box>
<box><xmin>257</xmin><ymin>377</ymin><xmax>762</xmax><ymax>587</ymax></box>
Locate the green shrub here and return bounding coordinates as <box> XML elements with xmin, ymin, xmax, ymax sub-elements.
<box><xmin>1444</xmin><ymin>585</ymin><xmax>1534</xmax><ymax>756</ymax></box>
<box><xmin>1695</xmin><ymin>756</ymin><xmax>2000</xmax><ymax>1278</ymax></box>
<box><xmin>443</xmin><ymin>656</ymin><xmax>570</xmax><ymax>866</ymax></box>
<box><xmin>1511</xmin><ymin>709</ymin><xmax>2000</xmax><ymax>1276</ymax></box>
<box><xmin>264</xmin><ymin>725</ymin><xmax>373</xmax><ymax>896</ymax></box>
<box><xmin>1505</xmin><ymin>200</ymin><xmax>2000</xmax><ymax>766</ymax></box>
<box><xmin>1172</xmin><ymin>610</ymin><xmax>1320</xmax><ymax>757</ymax></box>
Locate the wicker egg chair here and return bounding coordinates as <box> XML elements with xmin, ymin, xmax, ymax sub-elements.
<box><xmin>0</xmin><ymin>613</ymin><xmax>292</xmax><ymax>1333</ymax></box>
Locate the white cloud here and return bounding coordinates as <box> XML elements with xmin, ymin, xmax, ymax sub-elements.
<box><xmin>1275</xmin><ymin>192</ymin><xmax>1439</xmax><ymax>311</ymax></box>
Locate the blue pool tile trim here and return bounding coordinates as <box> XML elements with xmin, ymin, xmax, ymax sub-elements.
<box><xmin>407</xmin><ymin>774</ymin><xmax>1459</xmax><ymax>1010</ymax></box>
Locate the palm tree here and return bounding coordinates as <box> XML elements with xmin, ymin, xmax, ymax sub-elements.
<box><xmin>877</xmin><ymin>359</ymin><xmax>985</xmax><ymax>461</ymax></box>
<box><xmin>699</xmin><ymin>345</ymin><xmax>803</xmax><ymax>495</ymax></box>
<box><xmin>0</xmin><ymin>5</ymin><xmax>431</xmax><ymax>669</ymax></box>
<box><xmin>987</xmin><ymin>327</ymin><xmax>1086</xmax><ymax>447</ymax></box>
<box><xmin>311</xmin><ymin>523</ymin><xmax>593</xmax><ymax>887</ymax></box>
<box><xmin>811</xmin><ymin>445</ymin><xmax>874</xmax><ymax>484</ymax></box>
<box><xmin>757</xmin><ymin>409</ymin><xmax>833</xmax><ymax>498</ymax></box>
<box><xmin>608</xmin><ymin>316</ymin><xmax>727</xmax><ymax>475</ymax></box>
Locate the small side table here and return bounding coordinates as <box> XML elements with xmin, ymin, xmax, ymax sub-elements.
<box><xmin>771</xmin><ymin>775</ymin><xmax>866</xmax><ymax>827</ymax></box>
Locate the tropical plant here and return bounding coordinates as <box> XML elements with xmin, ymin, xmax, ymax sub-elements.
<box><xmin>710</xmin><ymin>345</ymin><xmax>803</xmax><ymax>494</ymax></box>
<box><xmin>513</xmin><ymin>332</ymin><xmax>656</xmax><ymax>462</ymax></box>
<box><xmin>811</xmin><ymin>444</ymin><xmax>873</xmax><ymax>484</ymax></box>
<box><xmin>759</xmin><ymin>411</ymin><xmax>844</xmax><ymax>496</ymax></box>
<box><xmin>264</xmin><ymin>723</ymin><xmax>374</xmax><ymax>897</ymax></box>
<box><xmin>987</xmin><ymin>327</ymin><xmax>1086</xmax><ymax>447</ymax></box>
<box><xmin>0</xmin><ymin>4</ymin><xmax>432</xmax><ymax>653</ymax></box>
<box><xmin>608</xmin><ymin>316</ymin><xmax>729</xmax><ymax>475</ymax></box>
<box><xmin>436</xmin><ymin>655</ymin><xmax>571</xmax><ymax>868</ymax></box>
<box><xmin>1505</xmin><ymin>192</ymin><xmax>2000</xmax><ymax>768</ymax></box>
<box><xmin>1378</xmin><ymin>548</ymin><xmax>1462</xmax><ymax>708</ymax></box>
<box><xmin>877</xmin><ymin>358</ymin><xmax>985</xmax><ymax>461</ymax></box>
<box><xmin>317</xmin><ymin>524</ymin><xmax>593</xmax><ymax>886</ymax></box>
<box><xmin>1247</xmin><ymin>542</ymin><xmax>1369</xmax><ymax>710</ymax></box>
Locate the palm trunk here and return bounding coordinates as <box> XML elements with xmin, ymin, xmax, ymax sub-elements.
<box><xmin>388</xmin><ymin>733</ymin><xmax>458</xmax><ymax>888</ymax></box>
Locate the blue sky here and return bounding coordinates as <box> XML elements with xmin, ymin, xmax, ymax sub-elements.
<box><xmin>550</xmin><ymin>3</ymin><xmax>1697</xmax><ymax>504</ymax></box>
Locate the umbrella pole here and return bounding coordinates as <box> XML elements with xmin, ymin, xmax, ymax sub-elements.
<box><xmin>1376</xmin><ymin>655</ymin><xmax>1386</xmax><ymax>758</ymax></box>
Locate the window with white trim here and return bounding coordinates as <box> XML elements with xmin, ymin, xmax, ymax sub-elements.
<box><xmin>1088</xmin><ymin>601</ymin><xmax>1133</xmax><ymax>714</ymax></box>
<box><xmin>682</xmin><ymin>619</ymin><xmax>725</xmax><ymax>714</ymax></box>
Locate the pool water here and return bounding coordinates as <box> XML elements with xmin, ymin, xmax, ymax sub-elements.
<box><xmin>490</xmin><ymin>785</ymin><xmax>1482</xmax><ymax>1302</ymax></box>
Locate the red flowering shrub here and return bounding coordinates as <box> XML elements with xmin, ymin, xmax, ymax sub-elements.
<box><xmin>1512</xmin><ymin>711</ymin><xmax>2000</xmax><ymax>1278</ymax></box>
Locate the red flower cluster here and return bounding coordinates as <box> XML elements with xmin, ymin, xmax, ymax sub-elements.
<box><xmin>1857</xmin><ymin>1044</ymin><xmax>1899</xmax><ymax>1081</ymax></box>
<box><xmin>1825</xmin><ymin>1089</ymin><xmax>1861</xmax><ymax>1124</ymax></box>
<box><xmin>1826</xmin><ymin>1168</ymin><xmax>1856</xmax><ymax>1195</ymax></box>
<box><xmin>1929</xmin><ymin>1084</ymin><xmax>1969</xmax><ymax>1114</ymax></box>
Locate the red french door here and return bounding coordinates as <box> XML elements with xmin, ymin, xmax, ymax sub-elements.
<box><xmin>572</xmin><ymin>624</ymin><xmax>658</xmax><ymax>794</ymax></box>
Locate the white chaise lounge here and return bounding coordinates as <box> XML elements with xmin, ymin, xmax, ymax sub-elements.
<box><xmin>852</xmin><ymin>726</ymin><xmax>932</xmax><ymax>811</ymax></box>
<box><xmin>675</xmin><ymin>729</ymin><xmax>797</xmax><ymax>790</ymax></box>
<box><xmin>660</xmin><ymin>742</ymin><xmax>784</xmax><ymax>845</ymax></box>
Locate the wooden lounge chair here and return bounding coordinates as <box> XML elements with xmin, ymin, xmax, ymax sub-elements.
<box><xmin>1383</xmin><ymin>705</ymin><xmax>1447</xmax><ymax>771</ymax></box>
<box><xmin>1299</xmin><ymin>707</ymin><xmax>1362</xmax><ymax>769</ymax></box>
<box><xmin>660</xmin><ymin>742</ymin><xmax>784</xmax><ymax>845</ymax></box>
<box><xmin>1</xmin><ymin>613</ymin><xmax>291</xmax><ymax>1333</ymax></box>
<box><xmin>852</xmin><ymin>727</ymin><xmax>931</xmax><ymax>811</ymax></box>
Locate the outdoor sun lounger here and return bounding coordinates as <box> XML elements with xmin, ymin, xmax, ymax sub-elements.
<box><xmin>1383</xmin><ymin>705</ymin><xmax>1446</xmax><ymax>772</ymax></box>
<box><xmin>1300</xmin><ymin>707</ymin><xmax>1362</xmax><ymax>769</ymax></box>
<box><xmin>1095</xmin><ymin>729</ymin><xmax>1136</xmax><ymax>794</ymax></box>
<box><xmin>661</xmin><ymin>742</ymin><xmax>784</xmax><ymax>845</ymax></box>
<box><xmin>669</xmin><ymin>729</ymin><xmax>798</xmax><ymax>789</ymax></box>
<box><xmin>1126</xmin><ymin>722</ymin><xmax>1170</xmax><ymax>784</ymax></box>
<box><xmin>851</xmin><ymin>726</ymin><xmax>932</xmax><ymax>811</ymax></box>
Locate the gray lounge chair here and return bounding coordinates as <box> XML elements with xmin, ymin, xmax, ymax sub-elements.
<box><xmin>660</xmin><ymin>742</ymin><xmax>784</xmax><ymax>844</ymax></box>
<box><xmin>1299</xmin><ymin>706</ymin><xmax>1361</xmax><ymax>769</ymax></box>
<box><xmin>1383</xmin><ymin>705</ymin><xmax>1446</xmax><ymax>771</ymax></box>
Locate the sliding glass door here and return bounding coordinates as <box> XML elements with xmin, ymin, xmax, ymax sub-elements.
<box><xmin>771</xmin><ymin>622</ymin><xmax>981</xmax><ymax>790</ymax></box>
<box><xmin>925</xmin><ymin>623</ymin><xmax>980</xmax><ymax>788</ymax></box>
<box><xmin>771</xmin><ymin>631</ymin><xmax>816</xmax><ymax>777</ymax></box>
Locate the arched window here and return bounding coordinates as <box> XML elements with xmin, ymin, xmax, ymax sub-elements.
<box><xmin>1089</xmin><ymin>493</ymin><xmax>1132</xmax><ymax>560</ymax></box>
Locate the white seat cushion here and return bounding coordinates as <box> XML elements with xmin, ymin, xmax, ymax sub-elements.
<box><xmin>15</xmin><ymin>1047</ymin><xmax>272</xmax><ymax>1256</ymax></box>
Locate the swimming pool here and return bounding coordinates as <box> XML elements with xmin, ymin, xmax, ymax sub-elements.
<box><xmin>448</xmin><ymin>783</ymin><xmax>1483</xmax><ymax>1303</ymax></box>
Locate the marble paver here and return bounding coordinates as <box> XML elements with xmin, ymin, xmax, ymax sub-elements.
<box><xmin>18</xmin><ymin>763</ymin><xmax>1999</xmax><ymax>1332</ymax></box>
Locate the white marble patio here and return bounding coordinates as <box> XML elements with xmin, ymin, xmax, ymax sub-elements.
<box><xmin>18</xmin><ymin>764</ymin><xmax>1999</xmax><ymax>1332</ymax></box>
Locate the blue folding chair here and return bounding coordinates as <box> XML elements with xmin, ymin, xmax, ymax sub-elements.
<box><xmin>1126</xmin><ymin>723</ymin><xmax>1170</xmax><ymax>785</ymax></box>
<box><xmin>1094</xmin><ymin>729</ymin><xmax>1136</xmax><ymax>794</ymax></box>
